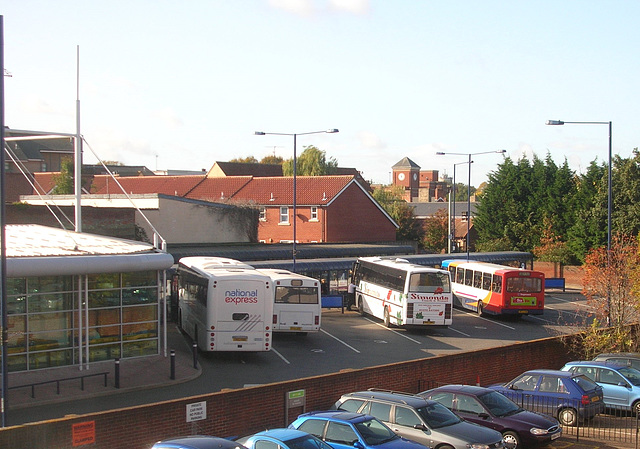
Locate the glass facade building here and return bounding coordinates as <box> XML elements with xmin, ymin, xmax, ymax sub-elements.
<box><xmin>4</xmin><ymin>225</ymin><xmax>174</xmax><ymax>372</ymax></box>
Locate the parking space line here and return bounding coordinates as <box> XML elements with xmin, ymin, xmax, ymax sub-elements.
<box><xmin>363</xmin><ymin>318</ymin><xmax>422</xmax><ymax>344</ymax></box>
<box><xmin>320</xmin><ymin>328</ymin><xmax>361</xmax><ymax>353</ymax></box>
<box><xmin>454</xmin><ymin>309</ymin><xmax>517</xmax><ymax>330</ymax></box>
<box><xmin>270</xmin><ymin>347</ymin><xmax>291</xmax><ymax>364</ymax></box>
<box><xmin>447</xmin><ymin>327</ymin><xmax>471</xmax><ymax>337</ymax></box>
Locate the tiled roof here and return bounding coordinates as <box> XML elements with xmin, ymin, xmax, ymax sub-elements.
<box><xmin>229</xmin><ymin>176</ymin><xmax>354</xmax><ymax>205</ymax></box>
<box><xmin>32</xmin><ymin>172</ymin><xmax>58</xmax><ymax>194</ymax></box>
<box><xmin>185</xmin><ymin>176</ymin><xmax>253</xmax><ymax>201</ymax></box>
<box><xmin>91</xmin><ymin>175</ymin><xmax>205</xmax><ymax>196</ymax></box>
<box><xmin>392</xmin><ymin>157</ymin><xmax>420</xmax><ymax>169</ymax></box>
<box><xmin>209</xmin><ymin>161</ymin><xmax>283</xmax><ymax>177</ymax></box>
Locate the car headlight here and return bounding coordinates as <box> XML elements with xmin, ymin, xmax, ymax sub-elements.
<box><xmin>530</xmin><ymin>428</ymin><xmax>549</xmax><ymax>436</ymax></box>
<box><xmin>466</xmin><ymin>444</ymin><xmax>491</xmax><ymax>449</ymax></box>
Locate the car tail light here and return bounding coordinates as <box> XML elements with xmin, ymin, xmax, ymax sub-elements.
<box><xmin>315</xmin><ymin>316</ymin><xmax>319</xmax><ymax>325</ymax></box>
<box><xmin>581</xmin><ymin>394</ymin><xmax>590</xmax><ymax>405</ymax></box>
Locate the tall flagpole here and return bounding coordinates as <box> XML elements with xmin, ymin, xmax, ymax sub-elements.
<box><xmin>1</xmin><ymin>14</ymin><xmax>9</xmax><ymax>428</ymax></box>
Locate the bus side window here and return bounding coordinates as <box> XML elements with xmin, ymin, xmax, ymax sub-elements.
<box><xmin>482</xmin><ymin>273</ymin><xmax>491</xmax><ymax>291</ymax></box>
<box><xmin>456</xmin><ymin>267</ymin><xmax>464</xmax><ymax>284</ymax></box>
<box><xmin>464</xmin><ymin>269</ymin><xmax>473</xmax><ymax>286</ymax></box>
<box><xmin>492</xmin><ymin>275</ymin><xmax>502</xmax><ymax>293</ymax></box>
<box><xmin>473</xmin><ymin>271</ymin><xmax>482</xmax><ymax>289</ymax></box>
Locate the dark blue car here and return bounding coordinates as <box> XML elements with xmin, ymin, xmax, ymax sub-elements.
<box><xmin>489</xmin><ymin>369</ymin><xmax>604</xmax><ymax>426</ymax></box>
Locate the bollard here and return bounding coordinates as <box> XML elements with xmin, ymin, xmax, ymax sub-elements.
<box><xmin>192</xmin><ymin>342</ymin><xmax>198</xmax><ymax>369</ymax></box>
<box><xmin>170</xmin><ymin>349</ymin><xmax>176</xmax><ymax>380</ymax></box>
<box><xmin>115</xmin><ymin>358</ymin><xmax>120</xmax><ymax>389</ymax></box>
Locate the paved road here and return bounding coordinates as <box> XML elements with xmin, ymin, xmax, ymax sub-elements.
<box><xmin>6</xmin><ymin>291</ymin><xmax>591</xmax><ymax>426</ymax></box>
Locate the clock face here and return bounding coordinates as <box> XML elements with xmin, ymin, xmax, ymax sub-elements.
<box><xmin>413</xmin><ymin>173</ymin><xmax>418</xmax><ymax>181</ymax></box>
<box><xmin>398</xmin><ymin>173</ymin><xmax>405</xmax><ymax>181</ymax></box>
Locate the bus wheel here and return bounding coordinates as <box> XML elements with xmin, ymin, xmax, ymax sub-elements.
<box><xmin>358</xmin><ymin>296</ymin><xmax>365</xmax><ymax>315</ymax></box>
<box><xmin>384</xmin><ymin>307</ymin><xmax>391</xmax><ymax>327</ymax></box>
<box><xmin>477</xmin><ymin>301</ymin><xmax>484</xmax><ymax>317</ymax></box>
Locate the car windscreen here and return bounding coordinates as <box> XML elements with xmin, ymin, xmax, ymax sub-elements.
<box><xmin>619</xmin><ymin>367</ymin><xmax>640</xmax><ymax>386</ymax></box>
<box><xmin>354</xmin><ymin>418</ymin><xmax>398</xmax><ymax>445</ymax></box>
<box><xmin>572</xmin><ymin>374</ymin><xmax>600</xmax><ymax>392</ymax></box>
<box><xmin>477</xmin><ymin>390</ymin><xmax>521</xmax><ymax>417</ymax></box>
<box><xmin>416</xmin><ymin>402</ymin><xmax>462</xmax><ymax>429</ymax></box>
<box><xmin>287</xmin><ymin>435</ymin><xmax>335</xmax><ymax>449</ymax></box>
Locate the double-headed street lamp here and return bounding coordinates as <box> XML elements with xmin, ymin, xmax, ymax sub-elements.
<box><xmin>546</xmin><ymin>119</ymin><xmax>612</xmax><ymax>323</ymax></box>
<box><xmin>254</xmin><ymin>129</ymin><xmax>339</xmax><ymax>272</ymax></box>
<box><xmin>437</xmin><ymin>150</ymin><xmax>507</xmax><ymax>260</ymax></box>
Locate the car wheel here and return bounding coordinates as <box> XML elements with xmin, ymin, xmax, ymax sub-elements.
<box><xmin>358</xmin><ymin>296</ymin><xmax>365</xmax><ymax>315</ymax></box>
<box><xmin>384</xmin><ymin>307</ymin><xmax>391</xmax><ymax>327</ymax></box>
<box><xmin>502</xmin><ymin>430</ymin><xmax>520</xmax><ymax>449</ymax></box>
<box><xmin>558</xmin><ymin>407</ymin><xmax>578</xmax><ymax>426</ymax></box>
<box><xmin>633</xmin><ymin>400</ymin><xmax>640</xmax><ymax>416</ymax></box>
<box><xmin>438</xmin><ymin>445</ymin><xmax>454</xmax><ymax>449</ymax></box>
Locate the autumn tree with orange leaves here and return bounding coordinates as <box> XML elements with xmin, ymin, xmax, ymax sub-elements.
<box><xmin>572</xmin><ymin>234</ymin><xmax>640</xmax><ymax>358</ymax></box>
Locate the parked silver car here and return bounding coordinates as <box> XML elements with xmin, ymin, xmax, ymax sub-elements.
<box><xmin>332</xmin><ymin>389</ymin><xmax>505</xmax><ymax>449</ymax></box>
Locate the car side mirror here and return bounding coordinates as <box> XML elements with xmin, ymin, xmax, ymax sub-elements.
<box><xmin>353</xmin><ymin>441</ymin><xmax>364</xmax><ymax>449</ymax></box>
<box><xmin>478</xmin><ymin>412</ymin><xmax>490</xmax><ymax>420</ymax></box>
<box><xmin>413</xmin><ymin>424</ymin><xmax>430</xmax><ymax>434</ymax></box>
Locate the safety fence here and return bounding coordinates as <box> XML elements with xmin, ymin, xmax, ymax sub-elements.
<box><xmin>499</xmin><ymin>390</ymin><xmax>640</xmax><ymax>447</ymax></box>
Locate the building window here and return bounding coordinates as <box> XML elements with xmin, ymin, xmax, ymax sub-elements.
<box><xmin>259</xmin><ymin>207</ymin><xmax>266</xmax><ymax>221</ymax></box>
<box><xmin>6</xmin><ymin>270</ymin><xmax>161</xmax><ymax>372</ymax></box>
<box><xmin>310</xmin><ymin>206</ymin><xmax>318</xmax><ymax>221</ymax></box>
<box><xmin>279</xmin><ymin>206</ymin><xmax>289</xmax><ymax>224</ymax></box>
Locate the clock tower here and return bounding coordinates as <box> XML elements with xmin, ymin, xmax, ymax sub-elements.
<box><xmin>392</xmin><ymin>157</ymin><xmax>420</xmax><ymax>201</ymax></box>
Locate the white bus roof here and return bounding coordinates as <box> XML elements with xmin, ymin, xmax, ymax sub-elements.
<box><xmin>444</xmin><ymin>260</ymin><xmax>529</xmax><ymax>273</ymax></box>
<box><xmin>358</xmin><ymin>256</ymin><xmax>447</xmax><ymax>272</ymax></box>
<box><xmin>179</xmin><ymin>256</ymin><xmax>255</xmax><ymax>271</ymax></box>
<box><xmin>255</xmin><ymin>268</ymin><xmax>318</xmax><ymax>283</ymax></box>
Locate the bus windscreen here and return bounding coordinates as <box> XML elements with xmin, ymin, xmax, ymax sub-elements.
<box><xmin>408</xmin><ymin>272</ymin><xmax>451</xmax><ymax>293</ymax></box>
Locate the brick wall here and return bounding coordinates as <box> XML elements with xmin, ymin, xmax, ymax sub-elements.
<box><xmin>0</xmin><ymin>335</ymin><xmax>580</xmax><ymax>449</ymax></box>
<box><xmin>326</xmin><ymin>183</ymin><xmax>397</xmax><ymax>242</ymax></box>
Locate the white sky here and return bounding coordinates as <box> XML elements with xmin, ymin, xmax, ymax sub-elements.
<box><xmin>2</xmin><ymin>1</ymin><xmax>639</xmax><ymax>186</ymax></box>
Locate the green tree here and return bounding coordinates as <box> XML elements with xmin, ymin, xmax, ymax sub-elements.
<box><xmin>282</xmin><ymin>146</ymin><xmax>338</xmax><ymax>176</ymax></box>
<box><xmin>260</xmin><ymin>155</ymin><xmax>284</xmax><ymax>165</ymax></box>
<box><xmin>566</xmin><ymin>160</ymin><xmax>608</xmax><ymax>263</ymax></box>
<box><xmin>422</xmin><ymin>209</ymin><xmax>448</xmax><ymax>253</ymax></box>
<box><xmin>229</xmin><ymin>156</ymin><xmax>258</xmax><ymax>163</ymax></box>
<box><xmin>52</xmin><ymin>157</ymin><xmax>74</xmax><ymax>194</ymax></box>
<box><xmin>372</xmin><ymin>186</ymin><xmax>425</xmax><ymax>244</ymax></box>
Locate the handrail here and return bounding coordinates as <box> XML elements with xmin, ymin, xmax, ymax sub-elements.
<box><xmin>9</xmin><ymin>371</ymin><xmax>109</xmax><ymax>398</ymax></box>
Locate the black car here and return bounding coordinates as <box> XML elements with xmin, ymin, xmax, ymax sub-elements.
<box><xmin>420</xmin><ymin>385</ymin><xmax>562</xmax><ymax>449</ymax></box>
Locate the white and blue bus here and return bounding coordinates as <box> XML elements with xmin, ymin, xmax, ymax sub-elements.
<box><xmin>256</xmin><ymin>269</ymin><xmax>322</xmax><ymax>334</ymax></box>
<box><xmin>352</xmin><ymin>257</ymin><xmax>452</xmax><ymax>327</ymax></box>
<box><xmin>177</xmin><ymin>257</ymin><xmax>273</xmax><ymax>352</ymax></box>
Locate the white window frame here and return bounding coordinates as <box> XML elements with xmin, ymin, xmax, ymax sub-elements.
<box><xmin>279</xmin><ymin>206</ymin><xmax>289</xmax><ymax>224</ymax></box>
<box><xmin>310</xmin><ymin>206</ymin><xmax>318</xmax><ymax>221</ymax></box>
<box><xmin>259</xmin><ymin>207</ymin><xmax>266</xmax><ymax>221</ymax></box>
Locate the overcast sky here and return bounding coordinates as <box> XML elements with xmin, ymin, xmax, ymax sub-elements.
<box><xmin>2</xmin><ymin>1</ymin><xmax>639</xmax><ymax>186</ymax></box>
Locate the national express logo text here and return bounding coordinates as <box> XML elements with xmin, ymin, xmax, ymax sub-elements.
<box><xmin>225</xmin><ymin>289</ymin><xmax>259</xmax><ymax>304</ymax></box>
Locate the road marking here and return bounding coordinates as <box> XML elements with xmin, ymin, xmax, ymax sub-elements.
<box><xmin>271</xmin><ymin>347</ymin><xmax>291</xmax><ymax>364</ymax></box>
<box><xmin>547</xmin><ymin>295</ymin><xmax>591</xmax><ymax>308</ymax></box>
<box><xmin>528</xmin><ymin>315</ymin><xmax>555</xmax><ymax>324</ymax></box>
<box><xmin>448</xmin><ymin>327</ymin><xmax>471</xmax><ymax>337</ymax></box>
<box><xmin>320</xmin><ymin>328</ymin><xmax>361</xmax><ymax>353</ymax></box>
<box><xmin>363</xmin><ymin>318</ymin><xmax>422</xmax><ymax>344</ymax></box>
<box><xmin>456</xmin><ymin>309</ymin><xmax>517</xmax><ymax>329</ymax></box>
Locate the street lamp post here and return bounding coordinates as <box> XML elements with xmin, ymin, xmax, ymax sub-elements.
<box><xmin>546</xmin><ymin>119</ymin><xmax>612</xmax><ymax>322</ymax></box>
<box><xmin>437</xmin><ymin>150</ymin><xmax>506</xmax><ymax>260</ymax></box>
<box><xmin>254</xmin><ymin>129</ymin><xmax>339</xmax><ymax>272</ymax></box>
<box><xmin>449</xmin><ymin>160</ymin><xmax>472</xmax><ymax>253</ymax></box>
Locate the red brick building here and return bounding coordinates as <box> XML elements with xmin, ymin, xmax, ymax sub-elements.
<box><xmin>27</xmin><ymin>172</ymin><xmax>398</xmax><ymax>244</ymax></box>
